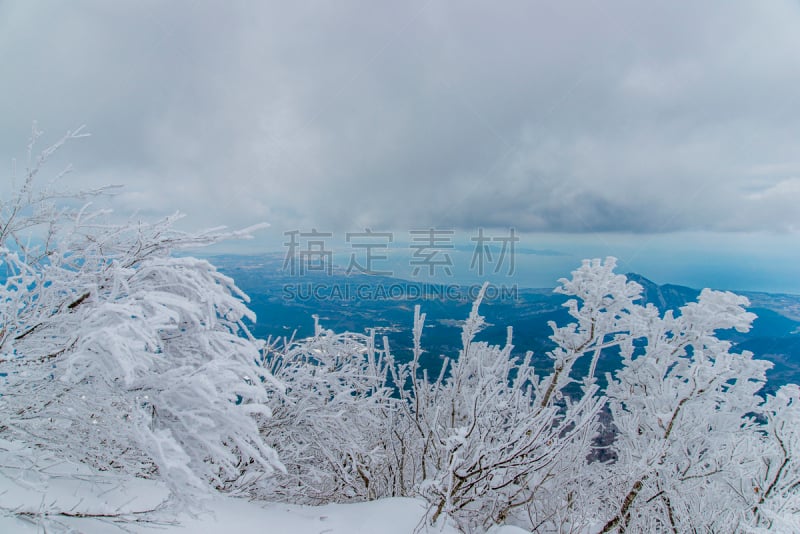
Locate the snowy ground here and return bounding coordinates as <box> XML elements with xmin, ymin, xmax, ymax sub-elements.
<box><xmin>2</xmin><ymin>493</ymin><xmax>460</xmax><ymax>534</ymax></box>
<box><xmin>0</xmin><ymin>440</ymin><xmax>526</xmax><ymax>533</ymax></box>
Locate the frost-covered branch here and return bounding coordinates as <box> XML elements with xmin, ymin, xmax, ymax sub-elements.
<box><xmin>0</xmin><ymin>129</ymin><xmax>281</xmax><ymax>513</ymax></box>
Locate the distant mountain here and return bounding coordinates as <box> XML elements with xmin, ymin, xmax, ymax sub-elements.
<box><xmin>625</xmin><ymin>272</ymin><xmax>800</xmax><ymax>326</ymax></box>
<box><xmin>624</xmin><ymin>273</ymin><xmax>700</xmax><ymax>311</ymax></box>
<box><xmin>212</xmin><ymin>254</ymin><xmax>800</xmax><ymax>391</ymax></box>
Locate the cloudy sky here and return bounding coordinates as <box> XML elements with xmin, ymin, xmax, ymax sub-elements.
<box><xmin>2</xmin><ymin>1</ymin><xmax>799</xmax><ymax>290</ymax></box>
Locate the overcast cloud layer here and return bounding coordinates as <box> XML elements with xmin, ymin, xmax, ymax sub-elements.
<box><xmin>2</xmin><ymin>1</ymin><xmax>800</xmax><ymax>237</ymax></box>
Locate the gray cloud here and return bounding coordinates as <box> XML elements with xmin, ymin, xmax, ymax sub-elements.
<box><xmin>2</xmin><ymin>0</ymin><xmax>800</xmax><ymax>235</ymax></box>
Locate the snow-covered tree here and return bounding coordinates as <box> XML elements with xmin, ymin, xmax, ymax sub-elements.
<box><xmin>254</xmin><ymin>320</ymin><xmax>395</xmax><ymax>503</ymax></box>
<box><xmin>742</xmin><ymin>384</ymin><xmax>800</xmax><ymax>532</ymax></box>
<box><xmin>386</xmin><ymin>287</ymin><xmax>604</xmax><ymax>533</ymax></box>
<box><xmin>0</xmin><ymin>126</ymin><xmax>282</xmax><ymax>507</ymax></box>
<box><xmin>596</xmin><ymin>287</ymin><xmax>768</xmax><ymax>532</ymax></box>
<box><xmin>544</xmin><ymin>258</ymin><xmax>800</xmax><ymax>533</ymax></box>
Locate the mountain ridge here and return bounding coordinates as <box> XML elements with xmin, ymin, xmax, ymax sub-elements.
<box><xmin>210</xmin><ymin>254</ymin><xmax>800</xmax><ymax>390</ymax></box>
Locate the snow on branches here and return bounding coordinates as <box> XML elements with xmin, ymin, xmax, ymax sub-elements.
<box><xmin>256</xmin><ymin>262</ymin><xmax>799</xmax><ymax>532</ymax></box>
<box><xmin>0</xmin><ymin>128</ymin><xmax>281</xmax><ymax>510</ymax></box>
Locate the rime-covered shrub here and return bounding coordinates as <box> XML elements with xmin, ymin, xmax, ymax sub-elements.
<box><xmin>0</xmin><ymin>127</ymin><xmax>281</xmax><ymax>505</ymax></box>
<box><xmin>253</xmin><ymin>320</ymin><xmax>395</xmax><ymax>503</ymax></box>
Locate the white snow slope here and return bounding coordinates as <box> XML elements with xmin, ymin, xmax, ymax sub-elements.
<box><xmin>0</xmin><ymin>440</ymin><xmax>526</xmax><ymax>533</ymax></box>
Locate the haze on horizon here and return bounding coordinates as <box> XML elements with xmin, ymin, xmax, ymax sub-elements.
<box><xmin>1</xmin><ymin>1</ymin><xmax>799</xmax><ymax>292</ymax></box>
